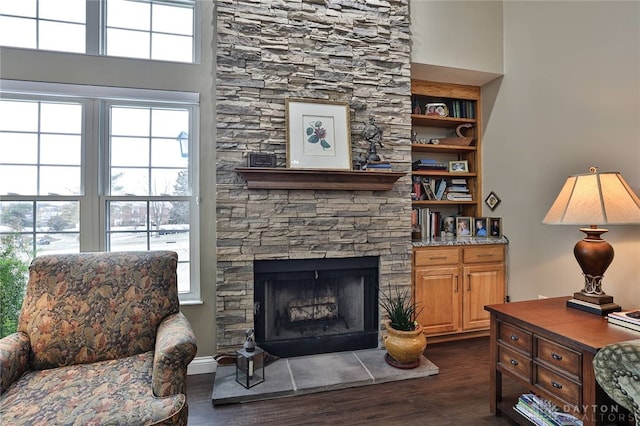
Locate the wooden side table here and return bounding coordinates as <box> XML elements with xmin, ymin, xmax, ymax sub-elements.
<box><xmin>486</xmin><ymin>296</ymin><xmax>640</xmax><ymax>426</ymax></box>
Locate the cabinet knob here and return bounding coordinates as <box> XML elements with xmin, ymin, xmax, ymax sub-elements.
<box><xmin>551</xmin><ymin>381</ymin><xmax>563</xmax><ymax>389</ymax></box>
<box><xmin>551</xmin><ymin>352</ymin><xmax>563</xmax><ymax>361</ymax></box>
<box><xmin>510</xmin><ymin>359</ymin><xmax>519</xmax><ymax>366</ymax></box>
<box><xmin>510</xmin><ymin>335</ymin><xmax>519</xmax><ymax>341</ymax></box>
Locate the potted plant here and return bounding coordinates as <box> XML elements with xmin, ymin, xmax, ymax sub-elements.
<box><xmin>379</xmin><ymin>284</ymin><xmax>427</xmax><ymax>369</ymax></box>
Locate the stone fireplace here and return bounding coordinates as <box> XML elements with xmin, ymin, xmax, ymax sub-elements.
<box><xmin>215</xmin><ymin>0</ymin><xmax>413</xmax><ymax>355</ymax></box>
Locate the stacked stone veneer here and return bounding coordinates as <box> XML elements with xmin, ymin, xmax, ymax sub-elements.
<box><xmin>215</xmin><ymin>0</ymin><xmax>413</xmax><ymax>353</ymax></box>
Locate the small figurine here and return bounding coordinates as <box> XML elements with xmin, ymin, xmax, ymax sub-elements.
<box><xmin>362</xmin><ymin>117</ymin><xmax>383</xmax><ymax>162</ymax></box>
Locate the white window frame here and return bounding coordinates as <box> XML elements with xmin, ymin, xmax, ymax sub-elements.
<box><xmin>0</xmin><ymin>0</ymin><xmax>200</xmax><ymax>64</ymax></box>
<box><xmin>0</xmin><ymin>79</ymin><xmax>201</xmax><ymax>303</ymax></box>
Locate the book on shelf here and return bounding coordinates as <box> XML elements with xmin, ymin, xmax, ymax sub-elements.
<box><xmin>364</xmin><ymin>161</ymin><xmax>391</xmax><ymax>171</ymax></box>
<box><xmin>422</xmin><ymin>177</ymin><xmax>436</xmax><ymax>200</ymax></box>
<box><xmin>412</xmin><ymin>177</ymin><xmax>422</xmax><ymax>200</ymax></box>
<box><xmin>450</xmin><ymin>178</ymin><xmax>467</xmax><ymax>185</ymax></box>
<box><xmin>435</xmin><ymin>179</ymin><xmax>447</xmax><ymax>200</ymax></box>
<box><xmin>607</xmin><ymin>316</ymin><xmax>640</xmax><ymax>332</ymax></box>
<box><xmin>566</xmin><ymin>298</ymin><xmax>622</xmax><ymax>316</ymax></box>
<box><xmin>412</xmin><ymin>159</ymin><xmax>448</xmax><ymax>171</ymax></box>
<box><xmin>447</xmin><ymin>185</ymin><xmax>469</xmax><ymax>193</ymax></box>
<box><xmin>446</xmin><ymin>192</ymin><xmax>472</xmax><ymax>201</ymax></box>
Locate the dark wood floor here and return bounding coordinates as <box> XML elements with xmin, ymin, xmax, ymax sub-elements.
<box><xmin>186</xmin><ymin>337</ymin><xmax>519</xmax><ymax>425</ymax></box>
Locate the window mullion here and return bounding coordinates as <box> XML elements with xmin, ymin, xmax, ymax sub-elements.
<box><xmin>85</xmin><ymin>0</ymin><xmax>102</xmax><ymax>55</ymax></box>
<box><xmin>79</xmin><ymin>99</ymin><xmax>102</xmax><ymax>251</ymax></box>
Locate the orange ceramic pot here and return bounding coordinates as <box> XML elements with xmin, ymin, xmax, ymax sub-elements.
<box><xmin>383</xmin><ymin>320</ymin><xmax>427</xmax><ymax>368</ymax></box>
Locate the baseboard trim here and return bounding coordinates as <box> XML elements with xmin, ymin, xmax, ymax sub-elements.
<box><xmin>188</xmin><ymin>356</ymin><xmax>217</xmax><ymax>375</ymax></box>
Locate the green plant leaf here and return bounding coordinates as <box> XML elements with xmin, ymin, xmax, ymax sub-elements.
<box><xmin>308</xmin><ymin>135</ymin><xmax>319</xmax><ymax>144</ymax></box>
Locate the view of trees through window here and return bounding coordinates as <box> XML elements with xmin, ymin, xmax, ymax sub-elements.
<box><xmin>0</xmin><ymin>95</ymin><xmax>196</xmax><ymax>297</ymax></box>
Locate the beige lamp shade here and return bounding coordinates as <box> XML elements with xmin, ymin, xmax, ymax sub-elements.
<box><xmin>543</xmin><ymin>170</ymin><xmax>640</xmax><ymax>226</ymax></box>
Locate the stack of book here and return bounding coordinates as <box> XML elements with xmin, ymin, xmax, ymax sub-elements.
<box><xmin>607</xmin><ymin>311</ymin><xmax>640</xmax><ymax>332</ymax></box>
<box><xmin>364</xmin><ymin>161</ymin><xmax>392</xmax><ymax>171</ymax></box>
<box><xmin>445</xmin><ymin>178</ymin><xmax>472</xmax><ymax>201</ymax></box>
<box><xmin>514</xmin><ymin>393</ymin><xmax>583</xmax><ymax>426</ymax></box>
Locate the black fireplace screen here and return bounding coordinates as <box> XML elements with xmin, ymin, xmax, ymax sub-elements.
<box><xmin>254</xmin><ymin>256</ymin><xmax>379</xmax><ymax>358</ymax></box>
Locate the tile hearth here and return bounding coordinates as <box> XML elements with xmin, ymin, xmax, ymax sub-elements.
<box><xmin>211</xmin><ymin>349</ymin><xmax>439</xmax><ymax>405</ymax></box>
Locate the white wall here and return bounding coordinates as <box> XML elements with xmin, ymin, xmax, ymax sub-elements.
<box><xmin>483</xmin><ymin>1</ymin><xmax>640</xmax><ymax>305</ymax></box>
<box><xmin>410</xmin><ymin>0</ymin><xmax>504</xmax><ymax>85</ymax></box>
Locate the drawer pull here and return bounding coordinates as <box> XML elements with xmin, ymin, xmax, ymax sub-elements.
<box><xmin>510</xmin><ymin>335</ymin><xmax>519</xmax><ymax>341</ymax></box>
<box><xmin>510</xmin><ymin>359</ymin><xmax>519</xmax><ymax>366</ymax></box>
<box><xmin>551</xmin><ymin>352</ymin><xmax>563</xmax><ymax>361</ymax></box>
<box><xmin>430</xmin><ymin>256</ymin><xmax>448</xmax><ymax>260</ymax></box>
<box><xmin>551</xmin><ymin>381</ymin><xmax>563</xmax><ymax>389</ymax></box>
<box><xmin>477</xmin><ymin>253</ymin><xmax>495</xmax><ymax>257</ymax></box>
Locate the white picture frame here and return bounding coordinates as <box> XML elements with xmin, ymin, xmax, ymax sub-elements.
<box><xmin>286</xmin><ymin>99</ymin><xmax>351</xmax><ymax>170</ymax></box>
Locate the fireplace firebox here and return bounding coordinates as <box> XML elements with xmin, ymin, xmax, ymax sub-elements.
<box><xmin>254</xmin><ymin>257</ymin><xmax>379</xmax><ymax>358</ymax></box>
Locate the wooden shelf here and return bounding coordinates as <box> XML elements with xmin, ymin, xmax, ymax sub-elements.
<box><xmin>411</xmin><ymin>114</ymin><xmax>475</xmax><ymax>128</ymax></box>
<box><xmin>235</xmin><ymin>167</ymin><xmax>405</xmax><ymax>191</ymax></box>
<box><xmin>411</xmin><ymin>171</ymin><xmax>477</xmax><ymax>178</ymax></box>
<box><xmin>412</xmin><ymin>200</ymin><xmax>476</xmax><ymax>206</ymax></box>
<box><xmin>411</xmin><ymin>143</ymin><xmax>476</xmax><ymax>153</ymax></box>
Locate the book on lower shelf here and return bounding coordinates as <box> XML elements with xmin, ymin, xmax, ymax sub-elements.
<box><xmin>514</xmin><ymin>393</ymin><xmax>583</xmax><ymax>426</ymax></box>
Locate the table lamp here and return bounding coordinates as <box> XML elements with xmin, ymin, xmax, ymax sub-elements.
<box><xmin>543</xmin><ymin>167</ymin><xmax>640</xmax><ymax>314</ymax></box>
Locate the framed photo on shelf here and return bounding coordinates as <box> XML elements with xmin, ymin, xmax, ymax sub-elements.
<box><xmin>474</xmin><ymin>217</ymin><xmax>490</xmax><ymax>237</ymax></box>
<box><xmin>456</xmin><ymin>216</ymin><xmax>473</xmax><ymax>237</ymax></box>
<box><xmin>489</xmin><ymin>217</ymin><xmax>502</xmax><ymax>237</ymax></box>
<box><xmin>449</xmin><ymin>160</ymin><xmax>468</xmax><ymax>173</ymax></box>
<box><xmin>286</xmin><ymin>99</ymin><xmax>351</xmax><ymax>170</ymax></box>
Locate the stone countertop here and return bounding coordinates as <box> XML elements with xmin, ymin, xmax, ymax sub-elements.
<box><xmin>413</xmin><ymin>236</ymin><xmax>509</xmax><ymax>247</ymax></box>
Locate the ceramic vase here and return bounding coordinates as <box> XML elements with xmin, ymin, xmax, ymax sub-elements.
<box><xmin>383</xmin><ymin>320</ymin><xmax>427</xmax><ymax>369</ymax></box>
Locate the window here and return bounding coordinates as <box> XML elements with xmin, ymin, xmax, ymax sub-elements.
<box><xmin>0</xmin><ymin>0</ymin><xmax>197</xmax><ymax>63</ymax></box>
<box><xmin>0</xmin><ymin>81</ymin><xmax>200</xmax><ymax>302</ymax></box>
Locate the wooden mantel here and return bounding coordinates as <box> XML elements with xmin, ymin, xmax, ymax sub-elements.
<box><xmin>235</xmin><ymin>167</ymin><xmax>405</xmax><ymax>191</ymax></box>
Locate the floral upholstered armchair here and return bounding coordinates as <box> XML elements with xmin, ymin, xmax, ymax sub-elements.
<box><xmin>593</xmin><ymin>339</ymin><xmax>640</xmax><ymax>420</ymax></box>
<box><xmin>0</xmin><ymin>251</ymin><xmax>197</xmax><ymax>425</ymax></box>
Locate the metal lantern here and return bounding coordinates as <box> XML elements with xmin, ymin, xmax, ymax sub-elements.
<box><xmin>235</xmin><ymin>346</ymin><xmax>265</xmax><ymax>389</ymax></box>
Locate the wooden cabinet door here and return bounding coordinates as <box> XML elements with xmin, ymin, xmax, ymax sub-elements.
<box><xmin>462</xmin><ymin>263</ymin><xmax>505</xmax><ymax>330</ymax></box>
<box><xmin>414</xmin><ymin>266</ymin><xmax>461</xmax><ymax>335</ymax></box>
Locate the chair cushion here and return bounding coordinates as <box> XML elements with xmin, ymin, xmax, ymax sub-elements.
<box><xmin>18</xmin><ymin>251</ymin><xmax>180</xmax><ymax>369</ymax></box>
<box><xmin>0</xmin><ymin>351</ymin><xmax>186</xmax><ymax>425</ymax></box>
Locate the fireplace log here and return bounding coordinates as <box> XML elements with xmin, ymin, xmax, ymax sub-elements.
<box><xmin>287</xmin><ymin>296</ymin><xmax>338</xmax><ymax>322</ymax></box>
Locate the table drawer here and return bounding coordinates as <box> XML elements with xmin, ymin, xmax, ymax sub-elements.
<box><xmin>498</xmin><ymin>345</ymin><xmax>531</xmax><ymax>382</ymax></box>
<box><xmin>463</xmin><ymin>246</ymin><xmax>504</xmax><ymax>264</ymax></box>
<box><xmin>414</xmin><ymin>248</ymin><xmax>459</xmax><ymax>266</ymax></box>
<box><xmin>535</xmin><ymin>337</ymin><xmax>582</xmax><ymax>379</ymax></box>
<box><xmin>534</xmin><ymin>364</ymin><xmax>581</xmax><ymax>407</ymax></box>
<box><xmin>498</xmin><ymin>321</ymin><xmax>532</xmax><ymax>355</ymax></box>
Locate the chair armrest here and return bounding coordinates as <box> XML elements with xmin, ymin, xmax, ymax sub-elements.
<box><xmin>594</xmin><ymin>338</ymin><xmax>640</xmax><ymax>416</ymax></box>
<box><xmin>0</xmin><ymin>332</ymin><xmax>31</xmax><ymax>394</ymax></box>
<box><xmin>152</xmin><ymin>312</ymin><xmax>197</xmax><ymax>397</ymax></box>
